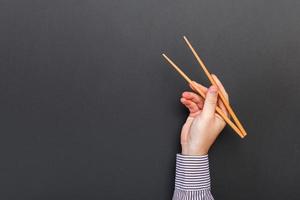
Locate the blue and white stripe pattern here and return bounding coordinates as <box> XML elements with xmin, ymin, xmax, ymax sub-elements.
<box><xmin>172</xmin><ymin>154</ymin><xmax>214</xmax><ymax>200</ymax></box>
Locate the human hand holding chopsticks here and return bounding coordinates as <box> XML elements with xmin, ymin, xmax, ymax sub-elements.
<box><xmin>180</xmin><ymin>75</ymin><xmax>229</xmax><ymax>156</ymax></box>
<box><xmin>163</xmin><ymin>36</ymin><xmax>247</xmax><ymax>138</ymax></box>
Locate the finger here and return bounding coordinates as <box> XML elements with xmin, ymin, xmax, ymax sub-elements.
<box><xmin>182</xmin><ymin>91</ymin><xmax>204</xmax><ymax>109</ymax></box>
<box><xmin>211</xmin><ymin>74</ymin><xmax>229</xmax><ymax>102</ymax></box>
<box><xmin>180</xmin><ymin>98</ymin><xmax>199</xmax><ymax>113</ymax></box>
<box><xmin>189</xmin><ymin>81</ymin><xmax>208</xmax><ymax>97</ymax></box>
<box><xmin>181</xmin><ymin>98</ymin><xmax>198</xmax><ymax>113</ymax></box>
<box><xmin>217</xmin><ymin>98</ymin><xmax>229</xmax><ymax>117</ymax></box>
<box><xmin>202</xmin><ymin>85</ymin><xmax>219</xmax><ymax>117</ymax></box>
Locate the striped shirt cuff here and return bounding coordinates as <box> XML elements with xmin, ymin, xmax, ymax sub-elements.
<box><xmin>175</xmin><ymin>154</ymin><xmax>211</xmax><ymax>191</ymax></box>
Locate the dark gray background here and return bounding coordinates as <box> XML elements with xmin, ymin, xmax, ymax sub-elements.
<box><xmin>0</xmin><ymin>0</ymin><xmax>299</xmax><ymax>199</ymax></box>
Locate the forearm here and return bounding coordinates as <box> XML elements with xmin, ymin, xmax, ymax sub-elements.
<box><xmin>172</xmin><ymin>154</ymin><xmax>214</xmax><ymax>200</ymax></box>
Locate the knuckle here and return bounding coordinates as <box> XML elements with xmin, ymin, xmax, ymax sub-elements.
<box><xmin>205</xmin><ymin>98</ymin><xmax>216</xmax><ymax>105</ymax></box>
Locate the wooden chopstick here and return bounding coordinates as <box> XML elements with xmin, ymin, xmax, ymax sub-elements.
<box><xmin>183</xmin><ymin>36</ymin><xmax>247</xmax><ymax>137</ymax></box>
<box><xmin>162</xmin><ymin>53</ymin><xmax>244</xmax><ymax>138</ymax></box>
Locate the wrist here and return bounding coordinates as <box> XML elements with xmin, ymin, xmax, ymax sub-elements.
<box><xmin>181</xmin><ymin>146</ymin><xmax>208</xmax><ymax>156</ymax></box>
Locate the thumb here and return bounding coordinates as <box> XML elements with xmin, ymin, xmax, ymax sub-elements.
<box><xmin>202</xmin><ymin>85</ymin><xmax>218</xmax><ymax>117</ymax></box>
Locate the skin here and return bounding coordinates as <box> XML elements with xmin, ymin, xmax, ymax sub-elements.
<box><xmin>180</xmin><ymin>74</ymin><xmax>230</xmax><ymax>156</ymax></box>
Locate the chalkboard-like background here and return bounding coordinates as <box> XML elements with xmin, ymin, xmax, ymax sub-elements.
<box><xmin>0</xmin><ymin>0</ymin><xmax>299</xmax><ymax>199</ymax></box>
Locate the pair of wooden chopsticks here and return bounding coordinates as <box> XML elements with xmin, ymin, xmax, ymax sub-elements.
<box><xmin>162</xmin><ymin>36</ymin><xmax>247</xmax><ymax>138</ymax></box>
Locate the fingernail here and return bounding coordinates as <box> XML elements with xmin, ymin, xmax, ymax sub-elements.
<box><xmin>190</xmin><ymin>82</ymin><xmax>195</xmax><ymax>88</ymax></box>
<box><xmin>209</xmin><ymin>85</ymin><xmax>218</xmax><ymax>94</ymax></box>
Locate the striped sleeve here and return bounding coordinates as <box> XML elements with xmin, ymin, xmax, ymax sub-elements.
<box><xmin>172</xmin><ymin>154</ymin><xmax>214</xmax><ymax>200</ymax></box>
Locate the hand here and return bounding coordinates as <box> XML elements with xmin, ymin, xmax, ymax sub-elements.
<box><xmin>180</xmin><ymin>74</ymin><xmax>230</xmax><ymax>156</ymax></box>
